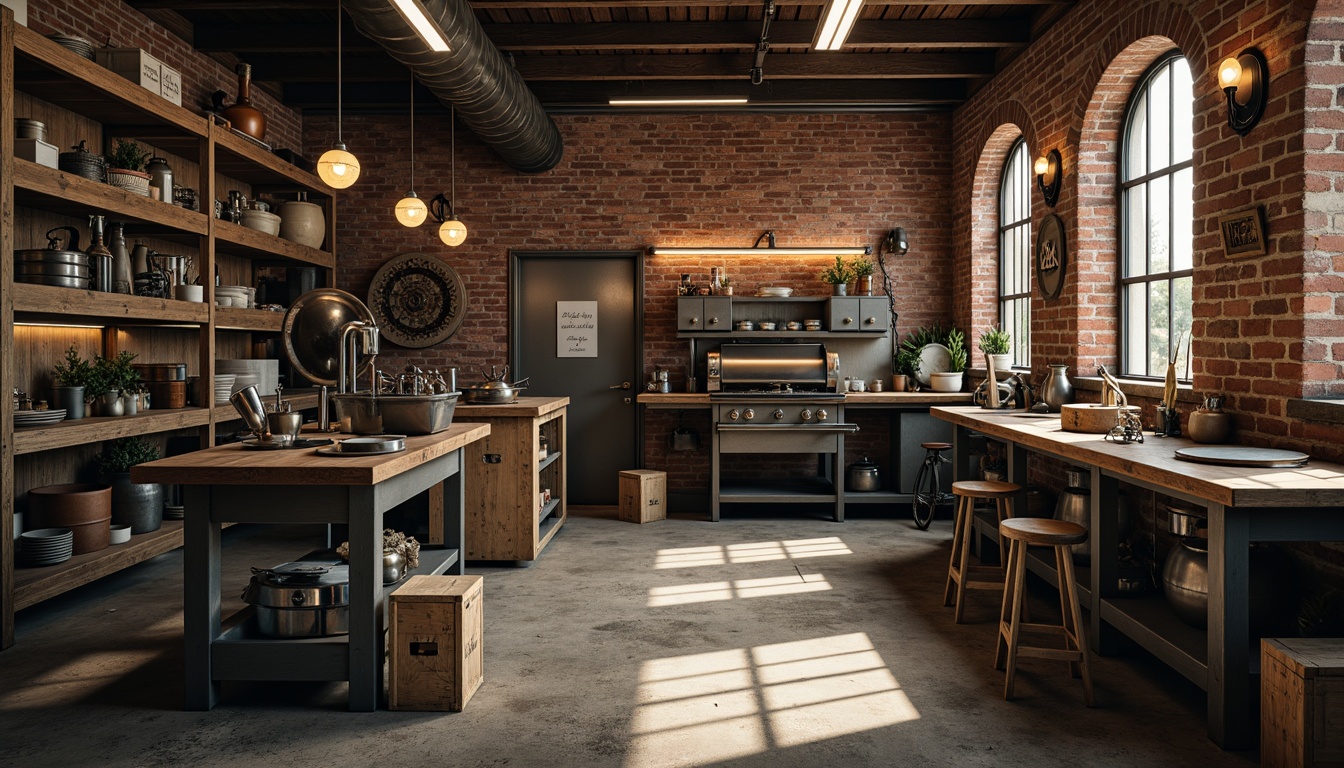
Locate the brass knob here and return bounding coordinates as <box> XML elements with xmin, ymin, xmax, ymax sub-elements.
<box><xmin>816</xmin><ymin>408</ymin><xmax>828</xmax><ymax>421</ymax></box>
<box><xmin>743</xmin><ymin>408</ymin><xmax>755</xmax><ymax>420</ymax></box>
<box><xmin>773</xmin><ymin>409</ymin><xmax>784</xmax><ymax>420</ymax></box>
<box><xmin>800</xmin><ymin>408</ymin><xmax>813</xmax><ymax>421</ymax></box>
<box><xmin>865</xmin><ymin>317</ymin><xmax>876</xmax><ymax>325</ymax></box>
<box><xmin>728</xmin><ymin>409</ymin><xmax>740</xmax><ymax>421</ymax></box>
<box><xmin>843</xmin><ymin>317</ymin><xmax>854</xmax><ymax>325</ymax></box>
<box><xmin>709</xmin><ymin>316</ymin><xmax>719</xmax><ymax>325</ymax></box>
<box><xmin>689</xmin><ymin>316</ymin><xmax>699</xmax><ymax>325</ymax></box>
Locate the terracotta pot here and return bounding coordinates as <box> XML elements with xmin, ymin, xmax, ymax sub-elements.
<box><xmin>28</xmin><ymin>483</ymin><xmax>112</xmax><ymax>554</ymax></box>
<box><xmin>278</xmin><ymin>200</ymin><xmax>326</xmax><ymax>249</ymax></box>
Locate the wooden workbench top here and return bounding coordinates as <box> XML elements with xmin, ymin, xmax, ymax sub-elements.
<box><xmin>453</xmin><ymin>395</ymin><xmax>569</xmax><ymax>418</ymax></box>
<box><xmin>131</xmin><ymin>423</ymin><xmax>491</xmax><ymax>487</ymax></box>
<box><xmin>932</xmin><ymin>405</ymin><xmax>1344</xmax><ymax>509</ymax></box>
<box><xmin>637</xmin><ymin>391</ymin><xmax>973</xmax><ymax>406</ymax></box>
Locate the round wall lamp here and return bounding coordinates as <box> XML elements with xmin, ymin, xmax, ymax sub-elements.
<box><xmin>1034</xmin><ymin>148</ymin><xmax>1062</xmax><ymax>207</ymax></box>
<box><xmin>1217</xmin><ymin>47</ymin><xmax>1269</xmax><ymax>136</ymax></box>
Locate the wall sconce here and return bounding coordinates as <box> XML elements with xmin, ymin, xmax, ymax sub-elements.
<box><xmin>881</xmin><ymin>227</ymin><xmax>908</xmax><ymax>255</ymax></box>
<box><xmin>1217</xmin><ymin>47</ymin><xmax>1269</xmax><ymax>136</ymax></box>
<box><xmin>1033</xmin><ymin>148</ymin><xmax>1061</xmax><ymax>207</ymax></box>
<box><xmin>430</xmin><ymin>194</ymin><xmax>467</xmax><ymax>247</ymax></box>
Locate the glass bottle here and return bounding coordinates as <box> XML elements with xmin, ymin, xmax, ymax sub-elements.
<box><xmin>108</xmin><ymin>221</ymin><xmax>132</xmax><ymax>294</ymax></box>
<box><xmin>709</xmin><ymin>267</ymin><xmax>722</xmax><ymax>295</ymax></box>
<box><xmin>86</xmin><ymin>215</ymin><xmax>113</xmax><ymax>292</ymax></box>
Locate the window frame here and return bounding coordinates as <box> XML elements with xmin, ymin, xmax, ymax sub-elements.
<box><xmin>1118</xmin><ymin>50</ymin><xmax>1194</xmax><ymax>381</ymax></box>
<box><xmin>997</xmin><ymin>137</ymin><xmax>1032</xmax><ymax>369</ymax></box>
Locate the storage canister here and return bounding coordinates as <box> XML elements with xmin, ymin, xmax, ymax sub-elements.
<box><xmin>28</xmin><ymin>483</ymin><xmax>113</xmax><ymax>554</ymax></box>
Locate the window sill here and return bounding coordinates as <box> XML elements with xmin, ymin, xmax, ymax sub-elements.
<box><xmin>1070</xmin><ymin>376</ymin><xmax>1199</xmax><ymax>405</ymax></box>
<box><xmin>1287</xmin><ymin>398</ymin><xmax>1344</xmax><ymax>426</ymax></box>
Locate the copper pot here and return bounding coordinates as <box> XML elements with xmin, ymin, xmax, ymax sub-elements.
<box><xmin>219</xmin><ymin>63</ymin><xmax>266</xmax><ymax>141</ymax></box>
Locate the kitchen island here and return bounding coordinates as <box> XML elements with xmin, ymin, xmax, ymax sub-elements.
<box><xmin>132</xmin><ymin>423</ymin><xmax>491</xmax><ymax>712</ymax></box>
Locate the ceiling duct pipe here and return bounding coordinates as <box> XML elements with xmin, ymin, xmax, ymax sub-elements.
<box><xmin>342</xmin><ymin>0</ymin><xmax>563</xmax><ymax>173</ymax></box>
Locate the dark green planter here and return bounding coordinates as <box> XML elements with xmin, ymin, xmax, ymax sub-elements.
<box><xmin>106</xmin><ymin>473</ymin><xmax>163</xmax><ymax>534</ymax></box>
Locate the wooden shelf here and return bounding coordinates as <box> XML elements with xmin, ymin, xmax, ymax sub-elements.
<box><xmin>538</xmin><ymin>450</ymin><xmax>561</xmax><ymax>472</ymax></box>
<box><xmin>13</xmin><ymin>282</ymin><xmax>210</xmax><ymax>325</ymax></box>
<box><xmin>1100</xmin><ymin>595</ymin><xmax>1209</xmax><ymax>687</ymax></box>
<box><xmin>211</xmin><ymin>125</ymin><xmax>330</xmax><ymax>196</ymax></box>
<box><xmin>719</xmin><ymin>477</ymin><xmax>838</xmax><ymax>502</ymax></box>
<box><xmin>215</xmin><ymin>306</ymin><xmax>285</xmax><ymax>332</ymax></box>
<box><xmin>211</xmin><ymin>390</ymin><xmax>322</xmax><ymax>424</ymax></box>
<box><xmin>13</xmin><ymin>521</ymin><xmax>185</xmax><ymax>611</ymax></box>
<box><xmin>679</xmin><ymin>330</ymin><xmax>888</xmax><ymax>339</ymax></box>
<box><xmin>213</xmin><ymin>218</ymin><xmax>334</xmax><ymax>268</ymax></box>
<box><xmin>13</xmin><ymin>159</ymin><xmax>209</xmax><ymax>238</ymax></box>
<box><xmin>13</xmin><ymin>408</ymin><xmax>212</xmax><ymax>455</ymax></box>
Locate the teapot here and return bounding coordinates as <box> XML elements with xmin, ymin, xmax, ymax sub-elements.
<box><xmin>1187</xmin><ymin>393</ymin><xmax>1233</xmax><ymax>444</ymax></box>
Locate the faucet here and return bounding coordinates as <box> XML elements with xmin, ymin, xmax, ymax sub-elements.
<box><xmin>338</xmin><ymin>321</ymin><xmax>380</xmax><ymax>394</ymax></box>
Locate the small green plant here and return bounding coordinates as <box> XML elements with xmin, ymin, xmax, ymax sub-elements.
<box><xmin>900</xmin><ymin>324</ymin><xmax>948</xmax><ymax>355</ymax></box>
<box><xmin>849</xmin><ymin>255</ymin><xmax>875</xmax><ymax>278</ymax></box>
<box><xmin>979</xmin><ymin>325</ymin><xmax>1011</xmax><ymax>355</ymax></box>
<box><xmin>52</xmin><ymin>345</ymin><xmax>94</xmax><ymax>388</ymax></box>
<box><xmin>89</xmin><ymin>350</ymin><xmax>143</xmax><ymax>397</ymax></box>
<box><xmin>894</xmin><ymin>348</ymin><xmax>922</xmax><ymax>379</ymax></box>
<box><xmin>946</xmin><ymin>328</ymin><xmax>968</xmax><ymax>373</ymax></box>
<box><xmin>106</xmin><ymin>139</ymin><xmax>150</xmax><ymax>172</ymax></box>
<box><xmin>95</xmin><ymin>436</ymin><xmax>160</xmax><ymax>475</ymax></box>
<box><xmin>818</xmin><ymin>256</ymin><xmax>855</xmax><ymax>285</ymax></box>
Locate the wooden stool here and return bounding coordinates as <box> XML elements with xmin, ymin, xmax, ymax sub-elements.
<box><xmin>943</xmin><ymin>480</ymin><xmax>1019</xmax><ymax>623</ymax></box>
<box><xmin>994</xmin><ymin>517</ymin><xmax>1094</xmax><ymax>706</ymax></box>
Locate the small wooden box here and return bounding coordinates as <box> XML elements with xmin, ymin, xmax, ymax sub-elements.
<box><xmin>1262</xmin><ymin>638</ymin><xmax>1344</xmax><ymax>767</ymax></box>
<box><xmin>158</xmin><ymin>63</ymin><xmax>182</xmax><ymax>106</ymax></box>
<box><xmin>96</xmin><ymin>48</ymin><xmax>163</xmax><ymax>94</ymax></box>
<box><xmin>389</xmin><ymin>575</ymin><xmax>484</xmax><ymax>712</ymax></box>
<box><xmin>619</xmin><ymin>469</ymin><xmax>666</xmax><ymax>523</ymax></box>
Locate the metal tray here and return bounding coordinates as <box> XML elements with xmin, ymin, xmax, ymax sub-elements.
<box><xmin>281</xmin><ymin>288</ymin><xmax>376</xmax><ymax>387</ymax></box>
<box><xmin>315</xmin><ymin>443</ymin><xmax>406</xmax><ymax>457</ymax></box>
<box><xmin>1173</xmin><ymin>446</ymin><xmax>1309</xmax><ymax>468</ymax></box>
<box><xmin>240</xmin><ymin>437</ymin><xmax>333</xmax><ymax>450</ymax></box>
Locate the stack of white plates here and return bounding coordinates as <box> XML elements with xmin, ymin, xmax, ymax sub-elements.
<box><xmin>231</xmin><ymin>373</ymin><xmax>259</xmax><ymax>396</ymax></box>
<box><xmin>756</xmin><ymin>286</ymin><xmax>794</xmax><ymax>297</ymax></box>
<box><xmin>217</xmin><ymin>285</ymin><xmax>253</xmax><ymax>309</ymax></box>
<box><xmin>14</xmin><ymin>408</ymin><xmax>67</xmax><ymax>428</ymax></box>
<box><xmin>214</xmin><ymin>374</ymin><xmax>237</xmax><ymax>404</ymax></box>
<box><xmin>18</xmin><ymin>528</ymin><xmax>74</xmax><ymax>567</ymax></box>
<box><xmin>217</xmin><ymin>359</ymin><xmax>278</xmax><ymax>397</ymax></box>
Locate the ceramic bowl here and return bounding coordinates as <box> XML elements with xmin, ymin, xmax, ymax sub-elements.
<box><xmin>109</xmin><ymin>525</ymin><xmax>132</xmax><ymax>544</ymax></box>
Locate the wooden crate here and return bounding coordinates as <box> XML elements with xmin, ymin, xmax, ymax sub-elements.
<box><xmin>1262</xmin><ymin>638</ymin><xmax>1344</xmax><ymax>767</ymax></box>
<box><xmin>389</xmin><ymin>575</ymin><xmax>484</xmax><ymax>712</ymax></box>
<box><xmin>619</xmin><ymin>469</ymin><xmax>666</xmax><ymax>523</ymax></box>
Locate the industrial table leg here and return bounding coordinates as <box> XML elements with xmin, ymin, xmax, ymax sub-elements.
<box><xmin>1090</xmin><ymin>470</ymin><xmax>1122</xmax><ymax>655</ymax></box>
<box><xmin>444</xmin><ymin>448</ymin><xmax>466</xmax><ymax>575</ymax></box>
<box><xmin>182</xmin><ymin>486</ymin><xmax>220</xmax><ymax>711</ymax></box>
<box><xmin>1207</xmin><ymin>503</ymin><xmax>1252</xmax><ymax>749</ymax></box>
<box><xmin>346</xmin><ymin>487</ymin><xmax>381</xmax><ymax>711</ymax></box>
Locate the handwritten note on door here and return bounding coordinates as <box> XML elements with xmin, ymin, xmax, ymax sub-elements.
<box><xmin>557</xmin><ymin>301</ymin><xmax>597</xmax><ymax>358</ymax></box>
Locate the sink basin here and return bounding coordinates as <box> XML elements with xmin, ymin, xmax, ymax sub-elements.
<box><xmin>331</xmin><ymin>392</ymin><xmax>459</xmax><ymax>435</ymax></box>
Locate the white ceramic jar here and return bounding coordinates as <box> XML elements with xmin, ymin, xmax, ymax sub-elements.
<box><xmin>278</xmin><ymin>200</ymin><xmax>326</xmax><ymax>249</ymax></box>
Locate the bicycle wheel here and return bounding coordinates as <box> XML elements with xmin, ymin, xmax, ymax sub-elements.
<box><xmin>911</xmin><ymin>460</ymin><xmax>939</xmax><ymax>530</ymax></box>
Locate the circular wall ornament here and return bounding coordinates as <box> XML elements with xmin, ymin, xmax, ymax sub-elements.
<box><xmin>367</xmin><ymin>252</ymin><xmax>468</xmax><ymax>348</ymax></box>
<box><xmin>1035</xmin><ymin>213</ymin><xmax>1068</xmax><ymax>300</ymax></box>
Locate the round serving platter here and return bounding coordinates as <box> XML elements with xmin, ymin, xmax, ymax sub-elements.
<box><xmin>915</xmin><ymin>343</ymin><xmax>951</xmax><ymax>387</ymax></box>
<box><xmin>1173</xmin><ymin>446</ymin><xmax>1309</xmax><ymax>468</ymax></box>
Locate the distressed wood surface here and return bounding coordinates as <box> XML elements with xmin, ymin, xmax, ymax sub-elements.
<box><xmin>454</xmin><ymin>395</ymin><xmax>570</xmax><ymax>418</ymax></box>
<box><xmin>638</xmin><ymin>391</ymin><xmax>974</xmax><ymax>406</ymax></box>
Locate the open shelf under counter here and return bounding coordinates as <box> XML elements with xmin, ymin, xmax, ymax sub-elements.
<box><xmin>13</xmin><ymin>159</ymin><xmax>210</xmax><ymax>238</ymax></box>
<box><xmin>211</xmin><ymin>125</ymin><xmax>331</xmax><ymax>195</ymax></box>
<box><xmin>215</xmin><ymin>306</ymin><xmax>285</xmax><ymax>332</ymax></box>
<box><xmin>718</xmin><ymin>477</ymin><xmax>838</xmax><ymax>503</ymax></box>
<box><xmin>13</xmin><ymin>282</ymin><xmax>210</xmax><ymax>325</ymax></box>
<box><xmin>213</xmin><ymin>218</ymin><xmax>334</xmax><ymax>268</ymax></box>
<box><xmin>13</xmin><ymin>407</ymin><xmax>211</xmax><ymax>455</ymax></box>
<box><xmin>13</xmin><ymin>521</ymin><xmax>185</xmax><ymax>611</ymax></box>
<box><xmin>12</xmin><ymin>23</ymin><xmax>207</xmax><ymax>138</ymax></box>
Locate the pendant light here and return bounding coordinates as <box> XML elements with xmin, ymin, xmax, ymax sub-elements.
<box><xmin>433</xmin><ymin>106</ymin><xmax>467</xmax><ymax>247</ymax></box>
<box><xmin>317</xmin><ymin>1</ymin><xmax>361</xmax><ymax>189</ymax></box>
<box><xmin>394</xmin><ymin>75</ymin><xmax>427</xmax><ymax>226</ymax></box>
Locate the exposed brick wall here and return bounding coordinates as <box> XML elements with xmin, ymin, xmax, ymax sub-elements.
<box><xmin>25</xmin><ymin>0</ymin><xmax>302</xmax><ymax>149</ymax></box>
<box><xmin>308</xmin><ymin>112</ymin><xmax>953</xmax><ymax>492</ymax></box>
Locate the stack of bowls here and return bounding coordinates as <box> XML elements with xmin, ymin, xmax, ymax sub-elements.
<box><xmin>213</xmin><ymin>374</ymin><xmax>237</xmax><ymax>404</ymax></box>
<box><xmin>216</xmin><ymin>285</ymin><xmax>252</xmax><ymax>308</ymax></box>
<box><xmin>28</xmin><ymin>483</ymin><xmax>111</xmax><ymax>554</ymax></box>
<box><xmin>217</xmin><ymin>359</ymin><xmax>278</xmax><ymax>397</ymax></box>
<box><xmin>46</xmin><ymin>34</ymin><xmax>95</xmax><ymax>59</ymax></box>
<box><xmin>17</xmin><ymin>528</ymin><xmax>75</xmax><ymax>567</ymax></box>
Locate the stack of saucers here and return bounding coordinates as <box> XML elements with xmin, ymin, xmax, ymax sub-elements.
<box><xmin>18</xmin><ymin>528</ymin><xmax>74</xmax><ymax>567</ymax></box>
<box><xmin>756</xmin><ymin>286</ymin><xmax>794</xmax><ymax>298</ymax></box>
<box><xmin>214</xmin><ymin>374</ymin><xmax>237</xmax><ymax>404</ymax></box>
<box><xmin>162</xmin><ymin>504</ymin><xmax>185</xmax><ymax>521</ymax></box>
<box><xmin>47</xmin><ymin>34</ymin><xmax>95</xmax><ymax>59</ymax></box>
<box><xmin>14</xmin><ymin>408</ymin><xmax>67</xmax><ymax>428</ymax></box>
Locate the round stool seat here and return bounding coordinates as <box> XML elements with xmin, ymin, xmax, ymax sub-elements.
<box><xmin>921</xmin><ymin>441</ymin><xmax>953</xmax><ymax>451</ymax></box>
<box><xmin>1000</xmin><ymin>517</ymin><xmax>1087</xmax><ymax>546</ymax></box>
<box><xmin>951</xmin><ymin>480</ymin><xmax>1021</xmax><ymax>499</ymax></box>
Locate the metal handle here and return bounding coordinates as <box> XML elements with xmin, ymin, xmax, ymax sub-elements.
<box><xmin>689</xmin><ymin>316</ymin><xmax>699</xmax><ymax>325</ymax></box>
<box><xmin>609</xmin><ymin>381</ymin><xmax>631</xmax><ymax>390</ymax></box>
<box><xmin>843</xmin><ymin>317</ymin><xmax>854</xmax><ymax>325</ymax></box>
<box><xmin>716</xmin><ymin>423</ymin><xmax>859</xmax><ymax>433</ymax></box>
<box><xmin>865</xmin><ymin>317</ymin><xmax>876</xmax><ymax>325</ymax></box>
<box><xmin>708</xmin><ymin>316</ymin><xmax>720</xmax><ymax>325</ymax></box>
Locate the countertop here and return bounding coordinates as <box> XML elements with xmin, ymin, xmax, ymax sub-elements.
<box><xmin>454</xmin><ymin>395</ymin><xmax>569</xmax><ymax>418</ymax></box>
<box><xmin>638</xmin><ymin>391</ymin><xmax>973</xmax><ymax>407</ymax></box>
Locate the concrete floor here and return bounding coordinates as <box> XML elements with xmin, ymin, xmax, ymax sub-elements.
<box><xmin>1</xmin><ymin>509</ymin><xmax>1256</xmax><ymax>767</ymax></box>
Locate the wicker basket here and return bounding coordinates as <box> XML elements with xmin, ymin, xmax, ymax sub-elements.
<box><xmin>108</xmin><ymin>168</ymin><xmax>151</xmax><ymax>197</ymax></box>
<box><xmin>59</xmin><ymin>141</ymin><xmax>105</xmax><ymax>182</ymax></box>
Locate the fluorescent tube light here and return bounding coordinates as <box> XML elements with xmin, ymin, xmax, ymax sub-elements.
<box><xmin>392</xmin><ymin>0</ymin><xmax>451</xmax><ymax>52</ymax></box>
<box><xmin>609</xmin><ymin>97</ymin><xmax>749</xmax><ymax>106</ymax></box>
<box><xmin>814</xmin><ymin>0</ymin><xmax>865</xmax><ymax>51</ymax></box>
<box><xmin>651</xmin><ymin>246</ymin><xmax>871</xmax><ymax>257</ymax></box>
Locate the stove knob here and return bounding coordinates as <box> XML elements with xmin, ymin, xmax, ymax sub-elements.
<box><xmin>800</xmin><ymin>408</ymin><xmax>813</xmax><ymax>421</ymax></box>
<box><xmin>816</xmin><ymin>408</ymin><xmax>829</xmax><ymax>421</ymax></box>
<box><xmin>773</xmin><ymin>409</ymin><xmax>785</xmax><ymax>420</ymax></box>
<box><xmin>743</xmin><ymin>408</ymin><xmax>755</xmax><ymax>420</ymax></box>
<box><xmin>728</xmin><ymin>409</ymin><xmax>740</xmax><ymax>421</ymax></box>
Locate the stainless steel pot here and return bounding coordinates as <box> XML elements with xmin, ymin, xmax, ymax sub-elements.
<box><xmin>1054</xmin><ymin>485</ymin><xmax>1133</xmax><ymax>563</ymax></box>
<box><xmin>332</xmin><ymin>391</ymin><xmax>459</xmax><ymax>434</ymax></box>
<box><xmin>1161</xmin><ymin>538</ymin><xmax>1291</xmax><ymax>631</ymax></box>
<box><xmin>847</xmin><ymin>457</ymin><xmax>881</xmax><ymax>492</ymax></box>
<box><xmin>14</xmin><ymin>226</ymin><xmax>91</xmax><ymax>289</ymax></box>
<box><xmin>242</xmin><ymin>562</ymin><xmax>349</xmax><ymax>638</ymax></box>
<box><xmin>1167</xmin><ymin>505</ymin><xmax>1206</xmax><ymax>537</ymax></box>
<box><xmin>460</xmin><ymin>365</ymin><xmax>529</xmax><ymax>404</ymax></box>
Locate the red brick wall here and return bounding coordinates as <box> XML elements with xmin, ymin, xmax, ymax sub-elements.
<box><xmin>307</xmin><ymin>112</ymin><xmax>953</xmax><ymax>493</ymax></box>
<box><xmin>25</xmin><ymin>1</ymin><xmax>302</xmax><ymax>149</ymax></box>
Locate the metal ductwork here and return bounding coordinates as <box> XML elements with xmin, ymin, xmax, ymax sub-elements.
<box><xmin>343</xmin><ymin>0</ymin><xmax>563</xmax><ymax>173</ymax></box>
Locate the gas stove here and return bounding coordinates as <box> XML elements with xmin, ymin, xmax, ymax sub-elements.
<box><xmin>710</xmin><ymin>386</ymin><xmax>846</xmax><ymax>402</ymax></box>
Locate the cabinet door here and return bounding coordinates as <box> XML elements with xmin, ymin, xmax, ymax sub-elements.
<box><xmin>677</xmin><ymin>298</ymin><xmax>705</xmax><ymax>331</ymax></box>
<box><xmin>703</xmin><ymin>297</ymin><xmax>732</xmax><ymax>331</ymax></box>
<box><xmin>828</xmin><ymin>298</ymin><xmax>861</xmax><ymax>332</ymax></box>
<box><xmin>858</xmin><ymin>298</ymin><xmax>890</xmax><ymax>333</ymax></box>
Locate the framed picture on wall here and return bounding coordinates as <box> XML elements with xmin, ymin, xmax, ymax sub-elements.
<box><xmin>1217</xmin><ymin>207</ymin><xmax>1267</xmax><ymax>258</ymax></box>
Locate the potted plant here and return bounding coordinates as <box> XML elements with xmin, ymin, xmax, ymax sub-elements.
<box><xmin>930</xmin><ymin>328</ymin><xmax>967</xmax><ymax>392</ymax></box>
<box><xmin>893</xmin><ymin>347</ymin><xmax>921</xmax><ymax>392</ymax></box>
<box><xmin>51</xmin><ymin>345</ymin><xmax>92</xmax><ymax>420</ymax></box>
<box><xmin>850</xmin><ymin>255</ymin><xmax>876</xmax><ymax>296</ymax></box>
<box><xmin>819</xmin><ymin>256</ymin><xmax>855</xmax><ymax>296</ymax></box>
<box><xmin>979</xmin><ymin>325</ymin><xmax>1013</xmax><ymax>371</ymax></box>
<box><xmin>96</xmin><ymin>436</ymin><xmax>163</xmax><ymax>534</ymax></box>
<box><xmin>105</xmin><ymin>138</ymin><xmax>152</xmax><ymax>197</ymax></box>
<box><xmin>718</xmin><ymin>276</ymin><xmax>733</xmax><ymax>296</ymax></box>
<box><xmin>109</xmin><ymin>351</ymin><xmax>147</xmax><ymax>414</ymax></box>
<box><xmin>88</xmin><ymin>351</ymin><xmax>141</xmax><ymax>416</ymax></box>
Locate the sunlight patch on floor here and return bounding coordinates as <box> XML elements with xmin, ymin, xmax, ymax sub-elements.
<box><xmin>647</xmin><ymin>574</ymin><xmax>831</xmax><ymax>607</ymax></box>
<box><xmin>625</xmin><ymin>633</ymin><xmax>918</xmax><ymax>767</ymax></box>
<box><xmin>654</xmin><ymin>537</ymin><xmax>851</xmax><ymax>570</ymax></box>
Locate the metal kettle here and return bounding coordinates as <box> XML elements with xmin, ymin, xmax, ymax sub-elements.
<box><xmin>847</xmin><ymin>456</ymin><xmax>881</xmax><ymax>492</ymax></box>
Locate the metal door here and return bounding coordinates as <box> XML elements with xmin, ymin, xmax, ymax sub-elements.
<box><xmin>510</xmin><ymin>251</ymin><xmax>643</xmax><ymax>505</ymax></box>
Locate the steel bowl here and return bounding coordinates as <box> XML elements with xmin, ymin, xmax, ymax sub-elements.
<box><xmin>332</xmin><ymin>392</ymin><xmax>458</xmax><ymax>435</ymax></box>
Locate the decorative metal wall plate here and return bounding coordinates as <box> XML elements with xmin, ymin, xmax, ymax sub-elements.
<box><xmin>367</xmin><ymin>252</ymin><xmax>468</xmax><ymax>348</ymax></box>
<box><xmin>282</xmin><ymin>288</ymin><xmax>376</xmax><ymax>387</ymax></box>
<box><xmin>1035</xmin><ymin>213</ymin><xmax>1067</xmax><ymax>300</ymax></box>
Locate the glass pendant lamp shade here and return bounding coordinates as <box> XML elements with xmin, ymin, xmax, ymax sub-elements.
<box><xmin>439</xmin><ymin>218</ymin><xmax>467</xmax><ymax>246</ymax></box>
<box><xmin>318</xmin><ymin>143</ymin><xmax>360</xmax><ymax>188</ymax></box>
<box><xmin>396</xmin><ymin>191</ymin><xmax>427</xmax><ymax>227</ymax></box>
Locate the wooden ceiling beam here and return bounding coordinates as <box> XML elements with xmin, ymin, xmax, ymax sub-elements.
<box><xmin>192</xmin><ymin>24</ymin><xmax>379</xmax><ymax>54</ymax></box>
<box><xmin>468</xmin><ymin>0</ymin><xmax>1069</xmax><ymax>8</ymax></box>
<box><xmin>513</xmin><ymin>52</ymin><xmax>995</xmax><ymax>80</ymax></box>
<box><xmin>126</xmin><ymin>0</ymin><xmax>328</xmax><ymax>9</ymax></box>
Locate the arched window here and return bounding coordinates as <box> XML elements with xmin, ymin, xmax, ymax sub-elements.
<box><xmin>1120</xmin><ymin>53</ymin><xmax>1193</xmax><ymax>378</ymax></box>
<box><xmin>999</xmin><ymin>138</ymin><xmax>1031</xmax><ymax>368</ymax></box>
